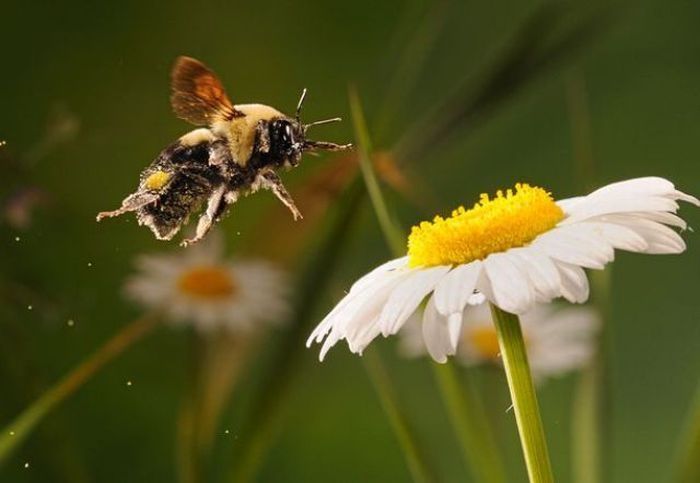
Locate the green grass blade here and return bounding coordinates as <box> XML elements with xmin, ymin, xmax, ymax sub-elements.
<box><xmin>229</xmin><ymin>178</ymin><xmax>365</xmax><ymax>482</ymax></box>
<box><xmin>349</xmin><ymin>86</ymin><xmax>405</xmax><ymax>255</ymax></box>
<box><xmin>0</xmin><ymin>313</ymin><xmax>160</xmax><ymax>465</ymax></box>
<box><xmin>674</xmin><ymin>382</ymin><xmax>700</xmax><ymax>483</ymax></box>
<box><xmin>432</xmin><ymin>362</ymin><xmax>506</xmax><ymax>483</ymax></box>
<box><xmin>394</xmin><ymin>3</ymin><xmax>613</xmax><ymax>163</ymax></box>
<box><xmin>351</xmin><ymin>87</ymin><xmax>506</xmax><ymax>483</ymax></box>
<box><xmin>363</xmin><ymin>349</ymin><xmax>436</xmax><ymax>483</ymax></box>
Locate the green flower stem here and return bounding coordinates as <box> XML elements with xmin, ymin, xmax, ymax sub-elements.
<box><xmin>351</xmin><ymin>87</ymin><xmax>505</xmax><ymax>483</ymax></box>
<box><xmin>364</xmin><ymin>349</ymin><xmax>436</xmax><ymax>483</ymax></box>
<box><xmin>675</xmin><ymin>381</ymin><xmax>700</xmax><ymax>483</ymax></box>
<box><xmin>432</xmin><ymin>362</ymin><xmax>506</xmax><ymax>483</ymax></box>
<box><xmin>0</xmin><ymin>313</ymin><xmax>160</xmax><ymax>464</ymax></box>
<box><xmin>490</xmin><ymin>304</ymin><xmax>554</xmax><ymax>483</ymax></box>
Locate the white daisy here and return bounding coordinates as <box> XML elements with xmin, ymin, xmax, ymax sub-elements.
<box><xmin>124</xmin><ymin>233</ymin><xmax>290</xmax><ymax>332</ymax></box>
<box><xmin>399</xmin><ymin>303</ymin><xmax>600</xmax><ymax>382</ymax></box>
<box><xmin>307</xmin><ymin>177</ymin><xmax>698</xmax><ymax>362</ymax></box>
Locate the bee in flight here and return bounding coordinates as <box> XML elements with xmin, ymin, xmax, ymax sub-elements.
<box><xmin>97</xmin><ymin>56</ymin><xmax>351</xmax><ymax>246</ymax></box>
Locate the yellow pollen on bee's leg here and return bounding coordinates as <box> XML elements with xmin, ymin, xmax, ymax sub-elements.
<box><xmin>407</xmin><ymin>183</ymin><xmax>565</xmax><ymax>267</ymax></box>
<box><xmin>144</xmin><ymin>171</ymin><xmax>172</xmax><ymax>191</ymax></box>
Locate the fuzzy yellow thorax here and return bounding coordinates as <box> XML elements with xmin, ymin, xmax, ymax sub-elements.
<box><xmin>407</xmin><ymin>183</ymin><xmax>564</xmax><ymax>267</ymax></box>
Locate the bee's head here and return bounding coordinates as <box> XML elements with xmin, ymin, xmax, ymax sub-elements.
<box><xmin>269</xmin><ymin>118</ymin><xmax>306</xmax><ymax>167</ymax></box>
<box><xmin>273</xmin><ymin>88</ymin><xmax>352</xmax><ymax>168</ymax></box>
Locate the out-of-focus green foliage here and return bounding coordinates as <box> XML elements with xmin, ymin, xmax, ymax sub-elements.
<box><xmin>1</xmin><ymin>0</ymin><xmax>699</xmax><ymax>482</ymax></box>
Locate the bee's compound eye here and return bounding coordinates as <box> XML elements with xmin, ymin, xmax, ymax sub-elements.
<box><xmin>284</xmin><ymin>123</ymin><xmax>293</xmax><ymax>140</ymax></box>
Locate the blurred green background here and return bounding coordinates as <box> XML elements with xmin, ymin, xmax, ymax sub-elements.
<box><xmin>1</xmin><ymin>0</ymin><xmax>699</xmax><ymax>482</ymax></box>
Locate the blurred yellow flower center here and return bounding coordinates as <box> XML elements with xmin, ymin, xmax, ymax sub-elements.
<box><xmin>177</xmin><ymin>265</ymin><xmax>236</xmax><ymax>300</ymax></box>
<box><xmin>468</xmin><ymin>327</ymin><xmax>501</xmax><ymax>360</ymax></box>
<box><xmin>407</xmin><ymin>183</ymin><xmax>564</xmax><ymax>267</ymax></box>
<box><xmin>144</xmin><ymin>170</ymin><xmax>171</xmax><ymax>191</ymax></box>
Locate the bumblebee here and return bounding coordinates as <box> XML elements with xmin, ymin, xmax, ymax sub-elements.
<box><xmin>97</xmin><ymin>56</ymin><xmax>351</xmax><ymax>246</ymax></box>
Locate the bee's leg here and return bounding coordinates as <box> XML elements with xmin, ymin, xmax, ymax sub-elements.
<box><xmin>96</xmin><ymin>191</ymin><xmax>159</xmax><ymax>221</ymax></box>
<box><xmin>259</xmin><ymin>171</ymin><xmax>302</xmax><ymax>220</ymax></box>
<box><xmin>180</xmin><ymin>184</ymin><xmax>227</xmax><ymax>247</ymax></box>
<box><xmin>303</xmin><ymin>140</ymin><xmax>353</xmax><ymax>152</ymax></box>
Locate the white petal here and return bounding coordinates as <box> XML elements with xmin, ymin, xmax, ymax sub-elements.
<box><xmin>508</xmin><ymin>247</ymin><xmax>561</xmax><ymax>302</ymax></box>
<box><xmin>447</xmin><ymin>313</ymin><xmax>464</xmax><ymax>350</ymax></box>
<box><xmin>555</xmin><ymin>262</ymin><xmax>590</xmax><ymax>303</ymax></box>
<box><xmin>307</xmin><ymin>267</ymin><xmax>407</xmax><ymax>349</ymax></box>
<box><xmin>583</xmin><ymin>177</ymin><xmax>696</xmax><ymax>203</ymax></box>
<box><xmin>319</xmin><ymin>331</ymin><xmax>343</xmax><ymax>361</ymax></box>
<box><xmin>336</xmin><ymin>272</ymin><xmax>410</xmax><ymax>349</ymax></box>
<box><xmin>347</xmin><ymin>314</ymin><xmax>383</xmax><ymax>355</ymax></box>
<box><xmin>348</xmin><ymin>256</ymin><xmax>409</xmax><ymax>295</ymax></box>
<box><xmin>627</xmin><ymin>211</ymin><xmax>688</xmax><ymax>230</ymax></box>
<box><xmin>378</xmin><ymin>266</ymin><xmax>451</xmax><ymax>336</ymax></box>
<box><xmin>432</xmin><ymin>261</ymin><xmax>483</xmax><ymax>317</ymax></box>
<box><xmin>556</xmin><ymin>196</ymin><xmax>585</xmax><ymax>214</ymax></box>
<box><xmin>673</xmin><ymin>190</ymin><xmax>700</xmax><ymax>206</ymax></box>
<box><xmin>586</xmin><ymin>176</ymin><xmax>676</xmax><ymax>198</ymax></box>
<box><xmin>422</xmin><ymin>297</ymin><xmax>462</xmax><ymax>363</ymax></box>
<box><xmin>602</xmin><ymin>216</ymin><xmax>686</xmax><ymax>253</ymax></box>
<box><xmin>482</xmin><ymin>252</ymin><xmax>535</xmax><ymax>314</ymax></box>
<box><xmin>532</xmin><ymin>225</ymin><xmax>613</xmax><ymax>269</ymax></box>
<box><xmin>562</xmin><ymin>195</ymin><xmax>679</xmax><ymax>225</ymax></box>
<box><xmin>579</xmin><ymin>221</ymin><xmax>648</xmax><ymax>252</ymax></box>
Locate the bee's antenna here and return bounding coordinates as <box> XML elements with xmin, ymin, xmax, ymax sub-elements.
<box><xmin>295</xmin><ymin>88</ymin><xmax>307</xmax><ymax>121</ymax></box>
<box><xmin>303</xmin><ymin>117</ymin><xmax>342</xmax><ymax>132</ymax></box>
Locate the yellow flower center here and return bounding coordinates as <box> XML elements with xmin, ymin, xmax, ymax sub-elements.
<box><xmin>177</xmin><ymin>265</ymin><xmax>237</xmax><ymax>300</ymax></box>
<box><xmin>468</xmin><ymin>326</ymin><xmax>501</xmax><ymax>360</ymax></box>
<box><xmin>407</xmin><ymin>183</ymin><xmax>564</xmax><ymax>267</ymax></box>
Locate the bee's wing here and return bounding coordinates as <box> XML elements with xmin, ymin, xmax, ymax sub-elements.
<box><xmin>170</xmin><ymin>56</ymin><xmax>243</xmax><ymax>126</ymax></box>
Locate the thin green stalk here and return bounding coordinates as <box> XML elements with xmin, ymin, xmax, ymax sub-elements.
<box><xmin>571</xmin><ymin>361</ymin><xmax>600</xmax><ymax>483</ymax></box>
<box><xmin>364</xmin><ymin>349</ymin><xmax>435</xmax><ymax>483</ymax></box>
<box><xmin>674</xmin><ymin>381</ymin><xmax>700</xmax><ymax>483</ymax></box>
<box><xmin>566</xmin><ymin>70</ymin><xmax>610</xmax><ymax>483</ymax></box>
<box><xmin>0</xmin><ymin>313</ymin><xmax>160</xmax><ymax>464</ymax></box>
<box><xmin>351</xmin><ymin>88</ymin><xmax>505</xmax><ymax>483</ymax></box>
<box><xmin>229</xmin><ymin>179</ymin><xmax>365</xmax><ymax>482</ymax></box>
<box><xmin>349</xmin><ymin>87</ymin><xmax>436</xmax><ymax>482</ymax></box>
<box><xmin>490</xmin><ymin>304</ymin><xmax>554</xmax><ymax>483</ymax></box>
<box><xmin>373</xmin><ymin>0</ymin><xmax>448</xmax><ymax>141</ymax></box>
<box><xmin>349</xmin><ymin>86</ymin><xmax>405</xmax><ymax>255</ymax></box>
<box><xmin>176</xmin><ymin>331</ymin><xmax>206</xmax><ymax>483</ymax></box>
<box><xmin>432</xmin><ymin>362</ymin><xmax>506</xmax><ymax>483</ymax></box>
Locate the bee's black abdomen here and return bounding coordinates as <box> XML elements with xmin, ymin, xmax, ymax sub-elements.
<box><xmin>134</xmin><ymin>138</ymin><xmax>228</xmax><ymax>240</ymax></box>
<box><xmin>138</xmin><ymin>171</ymin><xmax>213</xmax><ymax>240</ymax></box>
<box><xmin>159</xmin><ymin>140</ymin><xmax>211</xmax><ymax>166</ymax></box>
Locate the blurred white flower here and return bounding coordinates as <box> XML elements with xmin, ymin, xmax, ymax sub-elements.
<box><xmin>399</xmin><ymin>303</ymin><xmax>600</xmax><ymax>382</ymax></box>
<box><xmin>308</xmin><ymin>177</ymin><xmax>697</xmax><ymax>362</ymax></box>
<box><xmin>124</xmin><ymin>233</ymin><xmax>289</xmax><ymax>332</ymax></box>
